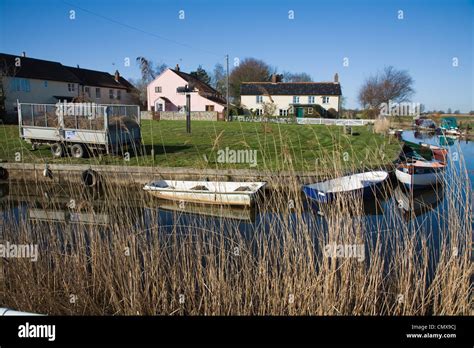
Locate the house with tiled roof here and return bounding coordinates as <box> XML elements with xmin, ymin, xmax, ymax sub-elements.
<box><xmin>0</xmin><ymin>52</ymin><xmax>136</xmax><ymax>119</ymax></box>
<box><xmin>147</xmin><ymin>65</ymin><xmax>226</xmax><ymax>113</ymax></box>
<box><xmin>240</xmin><ymin>74</ymin><xmax>342</xmax><ymax>117</ymax></box>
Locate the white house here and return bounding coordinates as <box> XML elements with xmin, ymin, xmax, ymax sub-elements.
<box><xmin>147</xmin><ymin>65</ymin><xmax>226</xmax><ymax>113</ymax></box>
<box><xmin>240</xmin><ymin>74</ymin><xmax>342</xmax><ymax>117</ymax></box>
<box><xmin>0</xmin><ymin>52</ymin><xmax>136</xmax><ymax>121</ymax></box>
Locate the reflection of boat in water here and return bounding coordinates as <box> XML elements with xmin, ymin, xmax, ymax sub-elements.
<box><xmin>414</xmin><ymin>131</ymin><xmax>435</xmax><ymax>140</ymax></box>
<box><xmin>144</xmin><ymin>180</ymin><xmax>266</xmax><ymax>206</ymax></box>
<box><xmin>438</xmin><ymin>135</ymin><xmax>457</xmax><ymax>146</ymax></box>
<box><xmin>394</xmin><ymin>185</ymin><xmax>444</xmax><ymax>216</ymax></box>
<box><xmin>158</xmin><ymin>202</ymin><xmax>256</xmax><ymax>222</ymax></box>
<box><xmin>28</xmin><ymin>208</ymin><xmax>110</xmax><ymax>225</ymax></box>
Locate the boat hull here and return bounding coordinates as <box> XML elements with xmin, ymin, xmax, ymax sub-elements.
<box><xmin>395</xmin><ymin>167</ymin><xmax>443</xmax><ymax>189</ymax></box>
<box><xmin>302</xmin><ymin>171</ymin><xmax>388</xmax><ymax>203</ymax></box>
<box><xmin>146</xmin><ymin>190</ymin><xmax>254</xmax><ymax>206</ymax></box>
<box><xmin>143</xmin><ymin>180</ymin><xmax>266</xmax><ymax>206</ymax></box>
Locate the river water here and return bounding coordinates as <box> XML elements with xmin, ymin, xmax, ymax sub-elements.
<box><xmin>1</xmin><ymin>131</ymin><xmax>472</xmax><ymax>242</ymax></box>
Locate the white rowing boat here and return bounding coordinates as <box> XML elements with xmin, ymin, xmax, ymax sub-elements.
<box><xmin>143</xmin><ymin>180</ymin><xmax>266</xmax><ymax>206</ymax></box>
<box><xmin>395</xmin><ymin>160</ymin><xmax>446</xmax><ymax>189</ymax></box>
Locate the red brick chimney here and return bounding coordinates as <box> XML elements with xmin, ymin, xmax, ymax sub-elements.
<box><xmin>175</xmin><ymin>64</ymin><xmax>180</xmax><ymax>72</ymax></box>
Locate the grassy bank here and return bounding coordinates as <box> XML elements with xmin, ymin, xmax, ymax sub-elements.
<box><xmin>0</xmin><ymin>120</ymin><xmax>400</xmax><ymax>171</ymax></box>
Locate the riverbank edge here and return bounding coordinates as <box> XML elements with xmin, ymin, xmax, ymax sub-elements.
<box><xmin>0</xmin><ymin>162</ymin><xmax>397</xmax><ymax>190</ymax></box>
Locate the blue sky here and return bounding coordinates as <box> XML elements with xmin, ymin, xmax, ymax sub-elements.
<box><xmin>0</xmin><ymin>0</ymin><xmax>472</xmax><ymax>111</ymax></box>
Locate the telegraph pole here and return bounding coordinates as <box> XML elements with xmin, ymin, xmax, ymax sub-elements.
<box><xmin>226</xmin><ymin>54</ymin><xmax>230</xmax><ymax>121</ymax></box>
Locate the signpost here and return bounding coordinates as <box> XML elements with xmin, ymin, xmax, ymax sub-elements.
<box><xmin>177</xmin><ymin>85</ymin><xmax>192</xmax><ymax>133</ymax></box>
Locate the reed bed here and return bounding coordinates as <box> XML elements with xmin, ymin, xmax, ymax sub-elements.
<box><xmin>0</xmin><ymin>124</ymin><xmax>471</xmax><ymax>316</ymax></box>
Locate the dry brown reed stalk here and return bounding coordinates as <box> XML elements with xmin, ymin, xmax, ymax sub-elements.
<box><xmin>374</xmin><ymin>117</ymin><xmax>391</xmax><ymax>134</ymax></box>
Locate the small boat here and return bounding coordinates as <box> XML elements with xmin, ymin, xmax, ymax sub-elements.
<box><xmin>414</xmin><ymin>118</ymin><xmax>437</xmax><ymax>131</ymax></box>
<box><xmin>395</xmin><ymin>160</ymin><xmax>446</xmax><ymax>189</ymax></box>
<box><xmin>402</xmin><ymin>140</ymin><xmax>448</xmax><ymax>161</ymax></box>
<box><xmin>302</xmin><ymin>171</ymin><xmax>389</xmax><ymax>203</ymax></box>
<box><xmin>143</xmin><ymin>180</ymin><xmax>266</xmax><ymax>206</ymax></box>
<box><xmin>440</xmin><ymin>117</ymin><xmax>460</xmax><ymax>135</ymax></box>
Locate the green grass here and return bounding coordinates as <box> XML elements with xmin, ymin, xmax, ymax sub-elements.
<box><xmin>0</xmin><ymin>120</ymin><xmax>401</xmax><ymax>171</ymax></box>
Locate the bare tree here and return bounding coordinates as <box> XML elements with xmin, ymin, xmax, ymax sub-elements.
<box><xmin>358</xmin><ymin>66</ymin><xmax>414</xmax><ymax>118</ymax></box>
<box><xmin>282</xmin><ymin>71</ymin><xmax>312</xmax><ymax>82</ymax></box>
<box><xmin>135</xmin><ymin>57</ymin><xmax>167</xmax><ymax>109</ymax></box>
<box><xmin>211</xmin><ymin>63</ymin><xmax>226</xmax><ymax>96</ymax></box>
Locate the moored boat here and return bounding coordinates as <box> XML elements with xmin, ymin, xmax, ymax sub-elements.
<box><xmin>402</xmin><ymin>140</ymin><xmax>448</xmax><ymax>161</ymax></box>
<box><xmin>440</xmin><ymin>117</ymin><xmax>460</xmax><ymax>135</ymax></box>
<box><xmin>302</xmin><ymin>171</ymin><xmax>389</xmax><ymax>203</ymax></box>
<box><xmin>395</xmin><ymin>160</ymin><xmax>446</xmax><ymax>189</ymax></box>
<box><xmin>143</xmin><ymin>180</ymin><xmax>266</xmax><ymax>206</ymax></box>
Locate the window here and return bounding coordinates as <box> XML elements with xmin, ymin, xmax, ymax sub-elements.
<box><xmin>308</xmin><ymin>96</ymin><xmax>315</xmax><ymax>103</ymax></box>
<box><xmin>322</xmin><ymin>96</ymin><xmax>330</xmax><ymax>104</ymax></box>
<box><xmin>155</xmin><ymin>86</ymin><xmax>162</xmax><ymax>93</ymax></box>
<box><xmin>279</xmin><ymin>109</ymin><xmax>288</xmax><ymax>116</ymax></box>
<box><xmin>255</xmin><ymin>109</ymin><xmax>263</xmax><ymax>116</ymax></box>
<box><xmin>205</xmin><ymin>105</ymin><xmax>215</xmax><ymax>111</ymax></box>
<box><xmin>256</xmin><ymin>95</ymin><xmax>263</xmax><ymax>104</ymax></box>
<box><xmin>117</xmin><ymin>90</ymin><xmax>121</xmax><ymax>100</ymax></box>
<box><xmin>109</xmin><ymin>89</ymin><xmax>114</xmax><ymax>99</ymax></box>
<box><xmin>308</xmin><ymin>107</ymin><xmax>313</xmax><ymax>115</ymax></box>
<box><xmin>293</xmin><ymin>96</ymin><xmax>300</xmax><ymax>103</ymax></box>
<box><xmin>11</xmin><ymin>78</ymin><xmax>30</xmax><ymax>92</ymax></box>
<box><xmin>68</xmin><ymin>83</ymin><xmax>75</xmax><ymax>92</ymax></box>
<box><xmin>84</xmin><ymin>87</ymin><xmax>90</xmax><ymax>97</ymax></box>
<box><xmin>44</xmin><ymin>81</ymin><xmax>48</xmax><ymax>88</ymax></box>
<box><xmin>95</xmin><ymin>88</ymin><xmax>101</xmax><ymax>98</ymax></box>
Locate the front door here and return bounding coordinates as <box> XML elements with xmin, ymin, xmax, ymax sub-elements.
<box><xmin>296</xmin><ymin>107</ymin><xmax>304</xmax><ymax>118</ymax></box>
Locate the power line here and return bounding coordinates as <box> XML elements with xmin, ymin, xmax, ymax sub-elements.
<box><xmin>62</xmin><ymin>0</ymin><xmax>224</xmax><ymax>58</ymax></box>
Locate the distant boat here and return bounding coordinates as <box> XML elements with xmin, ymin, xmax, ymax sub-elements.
<box><xmin>302</xmin><ymin>171</ymin><xmax>389</xmax><ymax>203</ymax></box>
<box><xmin>414</xmin><ymin>118</ymin><xmax>437</xmax><ymax>131</ymax></box>
<box><xmin>440</xmin><ymin>117</ymin><xmax>460</xmax><ymax>135</ymax></box>
<box><xmin>395</xmin><ymin>160</ymin><xmax>446</xmax><ymax>189</ymax></box>
<box><xmin>143</xmin><ymin>180</ymin><xmax>266</xmax><ymax>206</ymax></box>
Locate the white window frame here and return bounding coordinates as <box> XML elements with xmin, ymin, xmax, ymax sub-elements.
<box><xmin>109</xmin><ymin>89</ymin><xmax>114</xmax><ymax>99</ymax></box>
<box><xmin>155</xmin><ymin>86</ymin><xmax>162</xmax><ymax>93</ymax></box>
<box><xmin>95</xmin><ymin>88</ymin><xmax>101</xmax><ymax>99</ymax></box>
<box><xmin>308</xmin><ymin>96</ymin><xmax>315</xmax><ymax>104</ymax></box>
<box><xmin>322</xmin><ymin>96</ymin><xmax>330</xmax><ymax>104</ymax></box>
<box><xmin>279</xmin><ymin>109</ymin><xmax>288</xmax><ymax>116</ymax></box>
<box><xmin>256</xmin><ymin>95</ymin><xmax>263</xmax><ymax>104</ymax></box>
<box><xmin>293</xmin><ymin>96</ymin><xmax>300</xmax><ymax>103</ymax></box>
<box><xmin>68</xmin><ymin>83</ymin><xmax>75</xmax><ymax>92</ymax></box>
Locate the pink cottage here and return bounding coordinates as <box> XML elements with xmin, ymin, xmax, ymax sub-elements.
<box><xmin>147</xmin><ymin>65</ymin><xmax>226</xmax><ymax>112</ymax></box>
